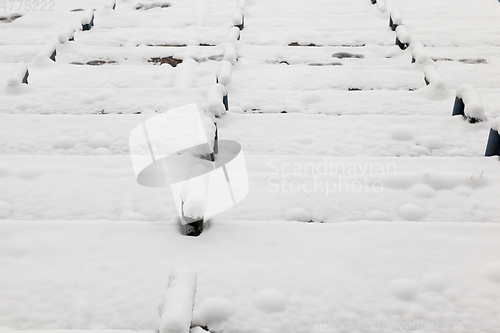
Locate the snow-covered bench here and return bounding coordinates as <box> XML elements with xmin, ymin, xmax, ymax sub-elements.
<box><xmin>411</xmin><ymin>42</ymin><xmax>431</xmax><ymax>65</ymax></box>
<box><xmin>81</xmin><ymin>8</ymin><xmax>95</xmax><ymax>31</ymax></box>
<box><xmin>423</xmin><ymin>65</ymin><xmax>446</xmax><ymax>90</ymax></box>
<box><xmin>159</xmin><ymin>268</ymin><xmax>198</xmax><ymax>333</ymax></box>
<box><xmin>395</xmin><ymin>25</ymin><xmax>411</xmax><ymax>50</ymax></box>
<box><xmin>104</xmin><ymin>0</ymin><xmax>116</xmax><ymax>10</ymax></box>
<box><xmin>206</xmin><ymin>84</ymin><xmax>228</xmax><ymax>117</ymax></box>
<box><xmin>227</xmin><ymin>26</ymin><xmax>241</xmax><ymax>43</ymax></box>
<box><xmin>7</xmin><ymin>62</ymin><xmax>29</xmax><ymax>86</ymax></box>
<box><xmin>452</xmin><ymin>84</ymin><xmax>486</xmax><ymax>123</ymax></box>
<box><xmin>224</xmin><ymin>42</ymin><xmax>238</xmax><ymax>65</ymax></box>
<box><xmin>180</xmin><ymin>165</ymin><xmax>210</xmax><ymax>236</ymax></box>
<box><xmin>216</xmin><ymin>61</ymin><xmax>232</xmax><ymax>86</ymax></box>
<box><xmin>36</xmin><ymin>41</ymin><xmax>57</xmax><ymax>62</ymax></box>
<box><xmin>233</xmin><ymin>8</ymin><xmax>244</xmax><ymax>30</ymax></box>
<box><xmin>389</xmin><ymin>9</ymin><xmax>402</xmax><ymax>31</ymax></box>
<box><xmin>58</xmin><ymin>27</ymin><xmax>75</xmax><ymax>43</ymax></box>
<box><xmin>485</xmin><ymin>118</ymin><xmax>500</xmax><ymax>157</ymax></box>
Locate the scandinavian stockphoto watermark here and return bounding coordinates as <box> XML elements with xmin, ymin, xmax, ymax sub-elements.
<box><xmin>128</xmin><ymin>103</ymin><xmax>249</xmax><ymax>221</ymax></box>
<box><xmin>268</xmin><ymin>158</ymin><xmax>396</xmax><ymax>196</ymax></box>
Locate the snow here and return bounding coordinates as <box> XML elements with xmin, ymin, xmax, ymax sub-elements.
<box><xmin>216</xmin><ymin>61</ymin><xmax>232</xmax><ymax>86</ymax></box>
<box><xmin>2</xmin><ymin>0</ymin><xmax>500</xmax><ymax>332</ymax></box>
<box><xmin>51</xmin><ymin>135</ymin><xmax>77</xmax><ymax>149</ymax></box>
<box><xmin>206</xmin><ymin>84</ymin><xmax>226</xmax><ymax>117</ymax></box>
<box><xmin>253</xmin><ymin>289</ymin><xmax>289</xmax><ymax>313</ymax></box>
<box><xmin>232</xmin><ymin>8</ymin><xmax>244</xmax><ymax>27</ymax></box>
<box><xmin>395</xmin><ymin>25</ymin><xmax>411</xmax><ymax>45</ymax></box>
<box><xmin>376</xmin><ymin>0</ymin><xmax>387</xmax><ymax>13</ymax></box>
<box><xmin>223</xmin><ymin>42</ymin><xmax>238</xmax><ymax>65</ymax></box>
<box><xmin>390</xmin><ymin>9</ymin><xmax>403</xmax><ymax>26</ymax></box>
<box><xmin>423</xmin><ymin>65</ymin><xmax>447</xmax><ymax>90</ymax></box>
<box><xmin>6</xmin><ymin>62</ymin><xmax>28</xmax><ymax>86</ymax></box>
<box><xmin>284</xmin><ymin>207</ymin><xmax>311</xmax><ymax>222</ymax></box>
<box><xmin>159</xmin><ymin>268</ymin><xmax>198</xmax><ymax>333</ymax></box>
<box><xmin>227</xmin><ymin>26</ymin><xmax>240</xmax><ymax>43</ymax></box>
<box><xmin>58</xmin><ymin>27</ymin><xmax>76</xmax><ymax>44</ymax></box>
<box><xmin>397</xmin><ymin>204</ymin><xmax>427</xmax><ymax>221</ymax></box>
<box><xmin>81</xmin><ymin>8</ymin><xmax>95</xmax><ymax>26</ymax></box>
<box><xmin>181</xmin><ymin>165</ymin><xmax>210</xmax><ymax>220</ymax></box>
<box><xmin>411</xmin><ymin>42</ymin><xmax>432</xmax><ymax>65</ymax></box>
<box><xmin>456</xmin><ymin>84</ymin><xmax>486</xmax><ymax>121</ymax></box>
<box><xmin>193</xmin><ymin>297</ymin><xmax>235</xmax><ymax>326</ymax></box>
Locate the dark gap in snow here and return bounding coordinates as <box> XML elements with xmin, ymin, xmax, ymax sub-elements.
<box><xmin>0</xmin><ymin>13</ymin><xmax>22</xmax><ymax>23</ymax></box>
<box><xmin>288</xmin><ymin>42</ymin><xmax>318</xmax><ymax>47</ymax></box>
<box><xmin>194</xmin><ymin>55</ymin><xmax>223</xmax><ymax>63</ymax></box>
<box><xmin>332</xmin><ymin>44</ymin><xmax>366</xmax><ymax>47</ymax></box>
<box><xmin>332</xmin><ymin>52</ymin><xmax>364</xmax><ymax>59</ymax></box>
<box><xmin>432</xmin><ymin>58</ymin><xmax>488</xmax><ymax>64</ymax></box>
<box><xmin>459</xmin><ymin>58</ymin><xmax>487</xmax><ymax>64</ymax></box>
<box><xmin>71</xmin><ymin>60</ymin><xmax>117</xmax><ymax>66</ymax></box>
<box><xmin>145</xmin><ymin>44</ymin><xmax>187</xmax><ymax>47</ymax></box>
<box><xmin>70</xmin><ymin>8</ymin><xmax>84</xmax><ymax>11</ymax></box>
<box><xmin>199</xmin><ymin>43</ymin><xmax>216</xmax><ymax>47</ymax></box>
<box><xmin>308</xmin><ymin>62</ymin><xmax>342</xmax><ymax>66</ymax></box>
<box><xmin>149</xmin><ymin>56</ymin><xmax>183</xmax><ymax>67</ymax></box>
<box><xmin>348</xmin><ymin>88</ymin><xmax>362</xmax><ymax>91</ymax></box>
<box><xmin>135</xmin><ymin>2</ymin><xmax>171</xmax><ymax>10</ymax></box>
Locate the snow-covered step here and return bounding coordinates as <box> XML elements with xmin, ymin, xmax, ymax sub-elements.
<box><xmin>237</xmin><ymin>44</ymin><xmax>412</xmax><ymax>67</ymax></box>
<box><xmin>52</xmin><ymin>42</ymin><xmax>223</xmax><ymax>66</ymax></box>
<box><xmin>0</xmin><ymin>113</ymin><xmax>490</xmax><ymax>157</ymax></box>
<box><xmin>71</xmin><ymin>27</ymin><xmax>228</xmax><ymax>47</ymax></box>
<box><xmin>241</xmin><ymin>26</ymin><xmax>395</xmax><ymax>47</ymax></box>
<box><xmin>4</xmin><ymin>62</ymin><xmax>215</xmax><ymax>90</ymax></box>
<box><xmin>1</xmin><ymin>219</ymin><xmax>500</xmax><ymax>331</ymax></box>
<box><xmin>0</xmin><ymin>155</ymin><xmax>499</xmax><ymax>223</ymax></box>
<box><xmin>430</xmin><ymin>61</ymin><xmax>500</xmax><ymax>90</ymax></box>
<box><xmin>231</xmin><ymin>63</ymin><xmax>424</xmax><ymax>91</ymax></box>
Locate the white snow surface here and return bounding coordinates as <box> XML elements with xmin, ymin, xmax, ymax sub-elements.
<box><xmin>1</xmin><ymin>0</ymin><xmax>500</xmax><ymax>332</ymax></box>
<box><xmin>456</xmin><ymin>84</ymin><xmax>486</xmax><ymax>121</ymax></box>
<box><xmin>159</xmin><ymin>268</ymin><xmax>198</xmax><ymax>333</ymax></box>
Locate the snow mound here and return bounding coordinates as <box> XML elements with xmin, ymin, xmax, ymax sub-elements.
<box><xmin>206</xmin><ymin>84</ymin><xmax>226</xmax><ymax>118</ymax></box>
<box><xmin>423</xmin><ymin>65</ymin><xmax>447</xmax><ymax>90</ymax></box>
<box><xmin>456</xmin><ymin>84</ymin><xmax>486</xmax><ymax>122</ymax></box>
<box><xmin>285</xmin><ymin>207</ymin><xmax>311</xmax><ymax>222</ymax></box>
<box><xmin>52</xmin><ymin>135</ymin><xmax>77</xmax><ymax>149</ymax></box>
<box><xmin>411</xmin><ymin>42</ymin><xmax>431</xmax><ymax>65</ymax></box>
<box><xmin>224</xmin><ymin>43</ymin><xmax>238</xmax><ymax>65</ymax></box>
<box><xmin>81</xmin><ymin>8</ymin><xmax>95</xmax><ymax>25</ymax></box>
<box><xmin>389</xmin><ymin>279</ymin><xmax>421</xmax><ymax>301</ymax></box>
<box><xmin>181</xmin><ymin>165</ymin><xmax>210</xmax><ymax>220</ymax></box>
<box><xmin>0</xmin><ymin>163</ymin><xmax>10</xmax><ymax>177</ymax></box>
<box><xmin>194</xmin><ymin>297</ymin><xmax>234</xmax><ymax>325</ymax></box>
<box><xmin>0</xmin><ymin>200</ymin><xmax>13</xmax><ymax>219</ymax></box>
<box><xmin>422</xmin><ymin>272</ymin><xmax>449</xmax><ymax>292</ymax></box>
<box><xmin>90</xmin><ymin>147</ymin><xmax>112</xmax><ymax>155</ymax></box>
<box><xmin>398</xmin><ymin>204</ymin><xmax>426</xmax><ymax>221</ymax></box>
<box><xmin>87</xmin><ymin>132</ymin><xmax>111</xmax><ymax>148</ymax></box>
<box><xmin>7</xmin><ymin>62</ymin><xmax>28</xmax><ymax>86</ymax></box>
<box><xmin>216</xmin><ymin>61</ymin><xmax>232</xmax><ymax>86</ymax></box>
<box><xmin>417</xmin><ymin>135</ymin><xmax>445</xmax><ymax>150</ymax></box>
<box><xmin>159</xmin><ymin>267</ymin><xmax>198</xmax><ymax>333</ymax></box>
<box><xmin>395</xmin><ymin>25</ymin><xmax>411</xmax><ymax>44</ymax></box>
<box><xmin>409</xmin><ymin>184</ymin><xmax>435</xmax><ymax>198</ymax></box>
<box><xmin>390</xmin><ymin>9</ymin><xmax>403</xmax><ymax>26</ymax></box>
<box><xmin>376</xmin><ymin>0</ymin><xmax>386</xmax><ymax>13</ymax></box>
<box><xmin>364</xmin><ymin>210</ymin><xmax>391</xmax><ymax>221</ymax></box>
<box><xmin>227</xmin><ymin>27</ymin><xmax>240</xmax><ymax>43</ymax></box>
<box><xmin>388</xmin><ymin>125</ymin><xmax>414</xmax><ymax>141</ymax></box>
<box><xmin>253</xmin><ymin>289</ymin><xmax>288</xmax><ymax>313</ymax></box>
<box><xmin>483</xmin><ymin>262</ymin><xmax>500</xmax><ymax>283</ymax></box>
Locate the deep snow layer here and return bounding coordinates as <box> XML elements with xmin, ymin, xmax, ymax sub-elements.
<box><xmin>1</xmin><ymin>220</ymin><xmax>500</xmax><ymax>332</ymax></box>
